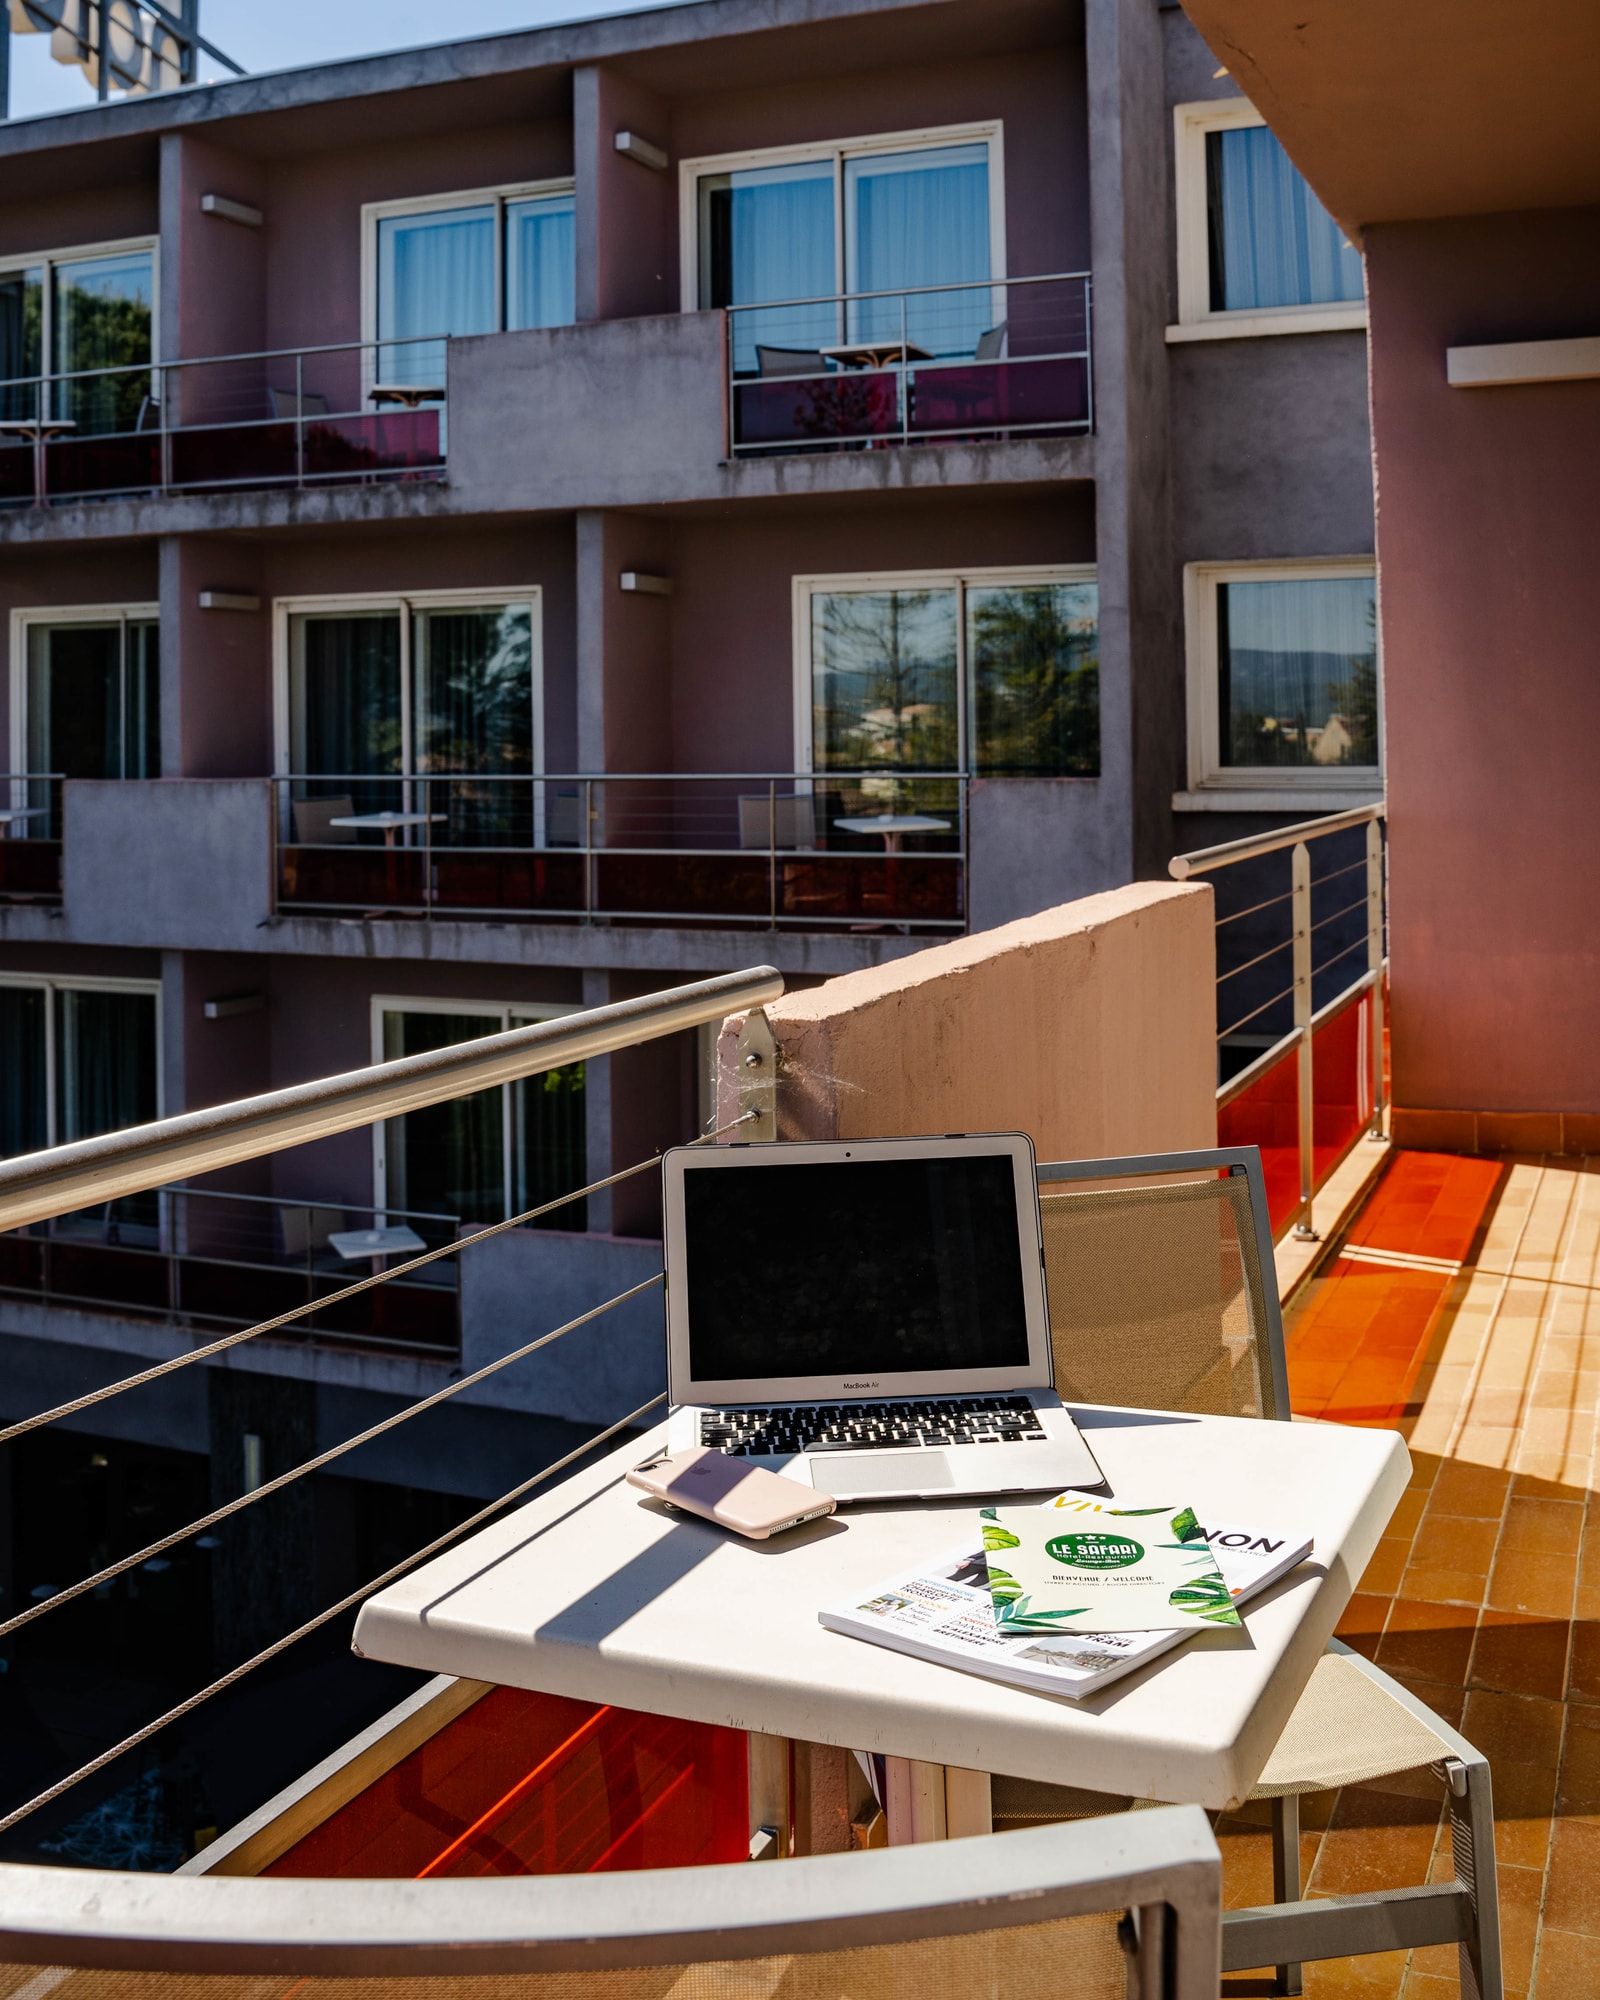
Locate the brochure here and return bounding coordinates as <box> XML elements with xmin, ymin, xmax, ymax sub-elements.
<box><xmin>981</xmin><ymin>1496</ymin><xmax>1240</xmax><ymax>1636</ymax></box>
<box><xmin>818</xmin><ymin>1503</ymin><xmax>1313</xmax><ymax>1701</ymax></box>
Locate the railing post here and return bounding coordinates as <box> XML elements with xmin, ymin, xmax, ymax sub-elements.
<box><xmin>1292</xmin><ymin>841</ymin><xmax>1318</xmax><ymax>1241</ymax></box>
<box><xmin>583</xmin><ymin>778</ymin><xmax>595</xmax><ymax>922</ymax></box>
<box><xmin>768</xmin><ymin>778</ymin><xmax>778</xmax><ymax>929</ymax></box>
<box><xmin>1366</xmin><ymin>816</ymin><xmax>1386</xmax><ymax>1139</ymax></box>
<box><xmin>158</xmin><ymin>362</ymin><xmax>172</xmax><ymax>495</ymax></box>
<box><xmin>1083</xmin><ymin>274</ymin><xmax>1094</xmax><ymax>433</ymax></box>
<box><xmin>32</xmin><ymin>374</ymin><xmax>46</xmax><ymax>508</ymax></box>
<box><xmin>899</xmin><ymin>290</ymin><xmax>910</xmax><ymax>448</ymax></box>
<box><xmin>423</xmin><ymin>775</ymin><xmax>434</xmax><ymax>923</ymax></box>
<box><xmin>294</xmin><ymin>353</ymin><xmax>305</xmax><ymax>490</ymax></box>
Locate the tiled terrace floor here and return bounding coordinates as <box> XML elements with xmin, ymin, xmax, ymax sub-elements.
<box><xmin>1220</xmin><ymin>1150</ymin><xmax>1600</xmax><ymax>1999</ymax></box>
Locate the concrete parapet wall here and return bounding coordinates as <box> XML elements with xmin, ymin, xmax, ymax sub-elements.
<box><xmin>720</xmin><ymin>881</ymin><xmax>1217</xmax><ymax>1159</ymax></box>
<box><xmin>64</xmin><ymin>779</ymin><xmax>273</xmax><ymax>950</ymax></box>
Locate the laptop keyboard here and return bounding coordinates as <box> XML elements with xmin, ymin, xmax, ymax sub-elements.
<box><xmin>697</xmin><ymin>1396</ymin><xmax>1047</xmax><ymax>1457</ymax></box>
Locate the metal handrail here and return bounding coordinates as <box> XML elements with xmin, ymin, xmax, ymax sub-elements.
<box><xmin>722</xmin><ymin>266</ymin><xmax>1093</xmax><ymax>317</ymax></box>
<box><xmin>0</xmin><ymin>331</ymin><xmax>446</xmax><ymax>394</ymax></box>
<box><xmin>0</xmin><ymin>966</ymin><xmax>780</xmax><ymax>1234</ymax></box>
<box><xmin>1168</xmin><ymin>801</ymin><xmax>1385</xmax><ymax>879</ymax></box>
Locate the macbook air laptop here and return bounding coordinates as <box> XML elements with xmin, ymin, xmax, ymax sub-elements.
<box><xmin>661</xmin><ymin>1133</ymin><xmax>1104</xmax><ymax>1504</ymax></box>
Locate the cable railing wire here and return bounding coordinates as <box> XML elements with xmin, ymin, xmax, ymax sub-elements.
<box><xmin>1213</xmin><ymin>888</ymin><xmax>1295</xmax><ymax>930</ymax></box>
<box><xmin>0</xmin><ymin>1390</ymin><xmax>667</xmax><ymax>1839</ymax></box>
<box><xmin>1216</xmin><ymin>985</ymin><xmax>1297</xmax><ymax>1044</ymax></box>
<box><xmin>1308</xmin><ymin>894</ymin><xmax>1371</xmax><ymax>937</ymax></box>
<box><xmin>1215</xmin><ymin>936</ymin><xmax>1293</xmax><ymax>987</ymax></box>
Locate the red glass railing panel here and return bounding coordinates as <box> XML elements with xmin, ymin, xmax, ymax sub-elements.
<box><xmin>44</xmin><ymin>432</ymin><xmax>160</xmax><ymax>499</ymax></box>
<box><xmin>278</xmin><ymin>844</ymin><xmax>426</xmax><ymax>911</ymax></box>
<box><xmin>0</xmin><ymin>838</ymin><xmax>62</xmax><ymax>900</ymax></box>
<box><xmin>1310</xmin><ymin>993</ymin><xmax>1373</xmax><ymax>1187</ymax></box>
<box><xmin>596</xmin><ymin>852</ymin><xmax>774</xmax><ymax>921</ymax></box>
<box><xmin>265</xmin><ymin>1686</ymin><xmax>750</xmax><ymax>1878</ymax></box>
<box><xmin>732</xmin><ymin>370</ymin><xmax>898</xmax><ymax>450</ymax></box>
<box><xmin>304</xmin><ymin>411</ymin><xmax>442</xmax><ymax>478</ymax></box>
<box><xmin>310</xmin><ymin>1271</ymin><xmax>458</xmax><ymax>1355</ymax></box>
<box><xmin>1218</xmin><ymin>1044</ymin><xmax>1301</xmax><ymax>1236</ymax></box>
<box><xmin>169</xmin><ymin>420</ymin><xmax>301</xmax><ymax>489</ymax></box>
<box><xmin>0</xmin><ymin>439</ymin><xmax>32</xmax><ymax>503</ymax></box>
<box><xmin>909</xmin><ymin>356</ymin><xmax>1090</xmax><ymax>438</ymax></box>
<box><xmin>44</xmin><ymin>1241</ymin><xmax>172</xmax><ymax>1313</ymax></box>
<box><xmin>430</xmin><ymin>848</ymin><xmax>585</xmax><ymax>915</ymax></box>
<box><xmin>0</xmin><ymin>1236</ymin><xmax>44</xmax><ymax>1292</ymax></box>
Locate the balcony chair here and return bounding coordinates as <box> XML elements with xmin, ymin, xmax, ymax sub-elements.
<box><xmin>278</xmin><ymin>1204</ymin><xmax>348</xmax><ymax>1271</ymax></box>
<box><xmin>991</xmin><ymin>1147</ymin><xmax>1502</xmax><ymax>2000</ymax></box>
<box><xmin>268</xmin><ymin>386</ymin><xmax>332</xmax><ymax>420</ymax></box>
<box><xmin>975</xmin><ymin>320</ymin><xmax>1009</xmax><ymax>360</ymax></box>
<box><xmin>756</xmin><ymin>344</ymin><xmax>828</xmax><ymax>379</ymax></box>
<box><xmin>290</xmin><ymin>795</ymin><xmax>355</xmax><ymax>845</ymax></box>
<box><xmin>738</xmin><ymin>793</ymin><xmax>819</xmax><ymax>850</ymax></box>
<box><xmin>0</xmin><ymin>1807</ymin><xmax>1222</xmax><ymax>2000</ymax></box>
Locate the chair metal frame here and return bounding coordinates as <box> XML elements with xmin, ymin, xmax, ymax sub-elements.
<box><xmin>1035</xmin><ymin>1145</ymin><xmax>1502</xmax><ymax>2000</ymax></box>
<box><xmin>0</xmin><ymin>1806</ymin><xmax>1222</xmax><ymax>1998</ymax></box>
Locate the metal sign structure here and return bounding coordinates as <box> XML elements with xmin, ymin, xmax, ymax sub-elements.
<box><xmin>2</xmin><ymin>0</ymin><xmax>244</xmax><ymax>117</ymax></box>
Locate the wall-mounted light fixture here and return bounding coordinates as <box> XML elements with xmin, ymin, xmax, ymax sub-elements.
<box><xmin>200</xmin><ymin>192</ymin><xmax>264</xmax><ymax>228</ymax></box>
<box><xmin>203</xmin><ymin>991</ymin><xmax>266</xmax><ymax>1020</ymax></box>
<box><xmin>614</xmin><ymin>130</ymin><xmax>668</xmax><ymax>173</ymax></box>
<box><xmin>198</xmin><ymin>591</ymin><xmax>261</xmax><ymax>612</ymax></box>
<box><xmin>619</xmin><ymin>571</ymin><xmax>673</xmax><ymax>597</ymax></box>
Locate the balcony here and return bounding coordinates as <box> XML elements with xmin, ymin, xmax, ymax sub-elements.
<box><xmin>726</xmin><ymin>272</ymin><xmax>1093</xmax><ymax>458</ymax></box>
<box><xmin>0</xmin><ymin>774</ymin><xmax>62</xmax><ymax>903</ymax></box>
<box><xmin>273</xmin><ymin>772</ymin><xmax>968</xmax><ymax>933</ymax></box>
<box><xmin>0</xmin><ymin>339</ymin><xmax>446</xmax><ymax>508</ymax></box>
<box><xmin>0</xmin><ymin>1188</ymin><xmax>462</xmax><ymax>1359</ymax></box>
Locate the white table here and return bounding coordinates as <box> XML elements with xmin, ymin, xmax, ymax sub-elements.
<box><xmin>327</xmin><ymin>1224</ymin><xmax>425</xmax><ymax>1264</ymax></box>
<box><xmin>833</xmin><ymin>813</ymin><xmax>952</xmax><ymax>855</ymax></box>
<box><xmin>0</xmin><ymin>807</ymin><xmax>48</xmax><ymax>834</ymax></box>
<box><xmin>327</xmin><ymin>811</ymin><xmax>445</xmax><ymax>847</ymax></box>
<box><xmin>353</xmin><ymin>1403</ymin><xmax>1407</xmax><ymax>1833</ymax></box>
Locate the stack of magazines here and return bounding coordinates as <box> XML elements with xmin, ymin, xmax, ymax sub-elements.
<box><xmin>819</xmin><ymin>1491</ymin><xmax>1314</xmax><ymax>1699</ymax></box>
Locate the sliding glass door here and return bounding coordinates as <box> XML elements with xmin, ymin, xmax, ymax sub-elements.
<box><xmin>0</xmin><ymin>266</ymin><xmax>42</xmax><ymax>424</ymax></box>
<box><xmin>696</xmin><ymin>133</ymin><xmax>997</xmax><ymax>374</ymax></box>
<box><xmin>0</xmin><ymin>246</ymin><xmax>152</xmax><ymax>432</ymax></box>
<box><xmin>378</xmin><ymin>1003</ymin><xmax>587</xmax><ymax>1229</ymax></box>
<box><xmin>287</xmin><ymin>596</ymin><xmax>537</xmax><ymax>836</ymax></box>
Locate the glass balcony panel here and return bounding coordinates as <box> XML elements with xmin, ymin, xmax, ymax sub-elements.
<box><xmin>1218</xmin><ymin>1042</ymin><xmax>1301</xmax><ymax>1236</ymax></box>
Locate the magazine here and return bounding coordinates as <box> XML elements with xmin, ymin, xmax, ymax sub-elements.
<box><xmin>981</xmin><ymin>1497</ymin><xmax>1240</xmax><ymax>1636</ymax></box>
<box><xmin>819</xmin><ymin>1504</ymin><xmax>1314</xmax><ymax>1700</ymax></box>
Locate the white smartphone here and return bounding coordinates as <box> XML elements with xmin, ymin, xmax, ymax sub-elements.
<box><xmin>627</xmin><ymin>1447</ymin><xmax>836</xmax><ymax>1541</ymax></box>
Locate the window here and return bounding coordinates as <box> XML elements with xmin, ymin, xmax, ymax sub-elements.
<box><xmin>685</xmin><ymin>127</ymin><xmax>1002</xmax><ymax>374</ymax></box>
<box><xmin>279</xmin><ymin>589</ymin><xmax>541</xmax><ymax>838</ymax></box>
<box><xmin>0</xmin><ymin>976</ymin><xmax>161</xmax><ymax>1234</ymax></box>
<box><xmin>1185</xmin><ymin>561</ymin><xmax>1379</xmax><ymax>793</ymax></box>
<box><xmin>797</xmin><ymin>568</ymin><xmax>1098</xmax><ymax>778</ymax></box>
<box><xmin>365</xmin><ymin>185</ymin><xmax>576</xmax><ymax>385</ymax></box>
<box><xmin>1172</xmin><ymin>101</ymin><xmax>1363</xmax><ymax>338</ymax></box>
<box><xmin>373</xmin><ymin>1000</ymin><xmax>587</xmax><ymax>1230</ymax></box>
<box><xmin>13</xmin><ymin>608</ymin><xmax>160</xmax><ymax>799</ymax></box>
<box><xmin>0</xmin><ymin>241</ymin><xmax>155</xmax><ymax>431</ymax></box>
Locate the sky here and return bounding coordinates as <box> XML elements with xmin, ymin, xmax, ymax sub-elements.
<box><xmin>4</xmin><ymin>0</ymin><xmax>680</xmax><ymax>119</ymax></box>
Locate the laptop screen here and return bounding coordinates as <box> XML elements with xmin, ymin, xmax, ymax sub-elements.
<box><xmin>681</xmin><ymin>1152</ymin><xmax>1034</xmax><ymax>1384</ymax></box>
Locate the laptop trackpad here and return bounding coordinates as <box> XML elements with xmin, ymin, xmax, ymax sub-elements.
<box><xmin>815</xmin><ymin>1451</ymin><xmax>960</xmax><ymax>1498</ymax></box>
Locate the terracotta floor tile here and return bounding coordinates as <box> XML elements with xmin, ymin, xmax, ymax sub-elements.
<box><xmin>1543</xmin><ymin>1818</ymin><xmax>1600</xmax><ymax>1936</ymax></box>
<box><xmin>1412</xmin><ymin>1857</ymin><xmax>1542</xmax><ymax>1990</ymax></box>
<box><xmin>1533</xmin><ymin>1926</ymin><xmax>1600</xmax><ymax>1999</ymax></box>
<box><xmin>1391</xmin><ymin>1672</ymin><xmax>1467</xmax><ymax>1730</ymax></box>
<box><xmin>1460</xmin><ymin>1689</ymin><xmax>1567</xmax><ymax>1770</ymax></box>
<box><xmin>1564</xmin><ymin>1620</ymin><xmax>1600</xmax><ymax>1706</ymax></box>
<box><xmin>1298</xmin><ymin>1946</ymin><xmax>1412</xmax><ymax>1994</ymax></box>
<box><xmin>1309</xmin><ymin>1789</ymin><xmax>1443</xmax><ymax>1897</ymax></box>
<box><xmin>1428</xmin><ymin>1458</ymin><xmax>1512</xmax><ymax>1520</ymax></box>
<box><xmin>1403</xmin><ymin>1562</ymin><xmax>1493</xmax><ymax>1607</ymax></box>
<box><xmin>1490</xmin><ymin>1757</ymin><xmax>1559</xmax><ymax>1870</ymax></box>
<box><xmin>1376</xmin><ymin>1598</ymin><xmax>1478</xmax><ymax>1687</ymax></box>
<box><xmin>1557</xmin><ymin>1704</ymin><xmax>1600</xmax><ymax>1811</ymax></box>
<box><xmin>1409</xmin><ymin>1514</ymin><xmax>1500</xmax><ymax>1576</ymax></box>
<box><xmin>1363</xmin><ymin>1536</ymin><xmax>1416</xmax><ymax>1597</ymax></box>
<box><xmin>1472</xmin><ymin>1611</ymin><xmax>1572</xmax><ymax>1700</ymax></box>
<box><xmin>1388</xmin><ymin>1487</ymin><xmax>1431</xmax><ymax>1540</ymax></box>
<box><xmin>1503</xmin><ymin>1497</ymin><xmax>1587</xmax><ymax>1552</ymax></box>
<box><xmin>1334</xmin><ymin>1591</ymin><xmax>1389</xmax><ymax>1658</ymax></box>
<box><xmin>1488</xmin><ymin>1549</ymin><xmax>1580</xmax><ymax>1619</ymax></box>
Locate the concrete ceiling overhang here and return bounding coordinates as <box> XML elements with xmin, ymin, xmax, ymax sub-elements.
<box><xmin>1178</xmin><ymin>0</ymin><xmax>1600</xmax><ymax>237</ymax></box>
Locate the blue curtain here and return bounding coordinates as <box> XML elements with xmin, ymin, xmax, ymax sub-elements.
<box><xmin>378</xmin><ymin>204</ymin><xmax>496</xmax><ymax>385</ymax></box>
<box><xmin>507</xmin><ymin>197</ymin><xmax>575</xmax><ymax>330</ymax></box>
<box><xmin>1207</xmin><ymin>128</ymin><xmax>1363</xmax><ymax>311</ymax></box>
<box><xmin>701</xmin><ymin>163</ymin><xmax>836</xmax><ymax>373</ymax></box>
<box><xmin>847</xmin><ymin>144</ymin><xmax>990</xmax><ymax>357</ymax></box>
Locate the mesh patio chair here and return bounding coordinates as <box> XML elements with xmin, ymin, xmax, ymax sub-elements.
<box><xmin>992</xmin><ymin>1146</ymin><xmax>1502</xmax><ymax>2000</ymax></box>
<box><xmin>738</xmin><ymin>794</ymin><xmax>818</xmax><ymax>849</ymax></box>
<box><xmin>756</xmin><ymin>344</ymin><xmax>828</xmax><ymax>379</ymax></box>
<box><xmin>0</xmin><ymin>1806</ymin><xmax>1222</xmax><ymax>2000</ymax></box>
<box><xmin>290</xmin><ymin>794</ymin><xmax>355</xmax><ymax>844</ymax></box>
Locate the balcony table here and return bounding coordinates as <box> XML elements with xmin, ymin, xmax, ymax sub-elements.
<box><xmin>0</xmin><ymin>417</ymin><xmax>75</xmax><ymax>504</ymax></box>
<box><xmin>820</xmin><ymin>341</ymin><xmax>933</xmax><ymax>370</ymax></box>
<box><xmin>833</xmin><ymin>812</ymin><xmax>952</xmax><ymax>856</ymax></box>
<box><xmin>327</xmin><ymin>809</ymin><xmax>446</xmax><ymax>915</ymax></box>
<box><xmin>0</xmin><ymin>806</ymin><xmax>48</xmax><ymax>833</ymax></box>
<box><xmin>354</xmin><ymin>1400</ymin><xmax>1407</xmax><ymax>1843</ymax></box>
<box><xmin>327</xmin><ymin>1224</ymin><xmax>426</xmax><ymax>1266</ymax></box>
<box><xmin>370</xmin><ymin>384</ymin><xmax>447</xmax><ymax>411</ymax></box>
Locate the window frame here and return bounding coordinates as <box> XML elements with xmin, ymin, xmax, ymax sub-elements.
<box><xmin>368</xmin><ymin>993</ymin><xmax>584</xmax><ymax>1222</ymax></box>
<box><xmin>8</xmin><ymin>600</ymin><xmax>162</xmax><ymax>788</ymax></box>
<box><xmin>1183</xmin><ymin>556</ymin><xmax>1382</xmax><ymax>800</ymax></box>
<box><xmin>271</xmin><ymin>583</ymin><xmax>546</xmax><ymax>786</ymax></box>
<box><xmin>0</xmin><ymin>235</ymin><xmax>160</xmax><ymax>386</ymax></box>
<box><xmin>1169</xmin><ymin>98</ymin><xmax>1365</xmax><ymax>342</ymax></box>
<box><xmin>792</xmin><ymin>562</ymin><xmax>1098</xmax><ymax>779</ymax></box>
<box><xmin>678</xmin><ymin>121</ymin><xmax>1008</xmax><ymax>321</ymax></box>
<box><xmin>359</xmin><ymin>179</ymin><xmax>577</xmax><ymax>356</ymax></box>
<box><xmin>0</xmin><ymin>970</ymin><xmax>164</xmax><ymax>1153</ymax></box>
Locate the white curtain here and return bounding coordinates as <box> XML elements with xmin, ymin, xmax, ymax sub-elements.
<box><xmin>1208</xmin><ymin>127</ymin><xmax>1363</xmax><ymax>311</ymax></box>
<box><xmin>700</xmin><ymin>162</ymin><xmax>836</xmax><ymax>372</ymax></box>
<box><xmin>1218</xmin><ymin>576</ymin><xmax>1377</xmax><ymax>767</ymax></box>
<box><xmin>847</xmin><ymin>143</ymin><xmax>990</xmax><ymax>357</ymax></box>
<box><xmin>377</xmin><ymin>204</ymin><xmax>496</xmax><ymax>385</ymax></box>
<box><xmin>507</xmin><ymin>196</ymin><xmax>576</xmax><ymax>330</ymax></box>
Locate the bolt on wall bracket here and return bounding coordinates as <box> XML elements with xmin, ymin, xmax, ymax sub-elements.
<box><xmin>736</xmin><ymin>1008</ymin><xmax>778</xmax><ymax>1141</ymax></box>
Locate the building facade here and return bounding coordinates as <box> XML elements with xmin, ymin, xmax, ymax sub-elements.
<box><xmin>0</xmin><ymin>0</ymin><xmax>1375</xmax><ymax>1815</ymax></box>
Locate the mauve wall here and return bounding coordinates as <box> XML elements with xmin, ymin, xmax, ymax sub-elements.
<box><xmin>0</xmin><ymin>181</ymin><xmax>157</xmax><ymax>262</ymax></box>
<box><xmin>660</xmin><ymin>491</ymin><xmax>1096</xmax><ymax>771</ymax></box>
<box><xmin>1367</xmin><ymin>207</ymin><xmax>1600</xmax><ymax>1117</ymax></box>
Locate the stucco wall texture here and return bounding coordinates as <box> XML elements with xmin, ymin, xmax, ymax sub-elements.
<box><xmin>1367</xmin><ymin>207</ymin><xmax>1600</xmax><ymax>1116</ymax></box>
